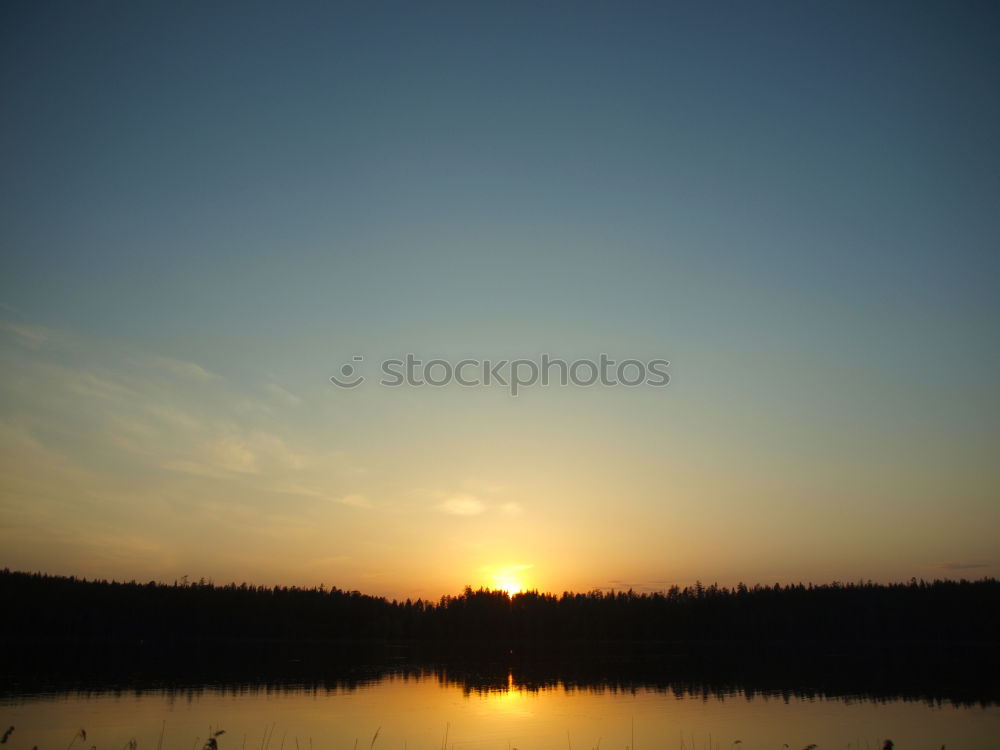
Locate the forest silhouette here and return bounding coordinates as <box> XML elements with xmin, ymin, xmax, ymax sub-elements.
<box><xmin>4</xmin><ymin>569</ymin><xmax>998</xmax><ymax>643</ymax></box>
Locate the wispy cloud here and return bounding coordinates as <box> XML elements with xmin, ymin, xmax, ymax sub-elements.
<box><xmin>149</xmin><ymin>355</ymin><xmax>220</xmax><ymax>381</ymax></box>
<box><xmin>271</xmin><ymin>484</ymin><xmax>372</xmax><ymax>510</ymax></box>
<box><xmin>161</xmin><ymin>459</ymin><xmax>234</xmax><ymax>479</ymax></box>
<box><xmin>436</xmin><ymin>493</ymin><xmax>486</xmax><ymax>516</ymax></box>
<box><xmin>0</xmin><ymin>318</ymin><xmax>387</xmax><ymax>585</ymax></box>
<box><xmin>0</xmin><ymin>320</ymin><xmax>53</xmax><ymax>347</ymax></box>
<box><xmin>249</xmin><ymin>430</ymin><xmax>309</xmax><ymax>469</ymax></box>
<box><xmin>336</xmin><ymin>493</ymin><xmax>371</xmax><ymax>509</ymax></box>
<box><xmin>491</xmin><ymin>564</ymin><xmax>533</xmax><ymax>575</ymax></box>
<box><xmin>145</xmin><ymin>403</ymin><xmax>204</xmax><ymax>431</ymax></box>
<box><xmin>69</xmin><ymin>372</ymin><xmax>136</xmax><ymax>401</ymax></box>
<box><xmin>206</xmin><ymin>436</ymin><xmax>259</xmax><ymax>474</ymax></box>
<box><xmin>265</xmin><ymin>383</ymin><xmax>302</xmax><ymax>407</ymax></box>
<box><xmin>425</xmin><ymin>485</ymin><xmax>522</xmax><ymax>517</ymax></box>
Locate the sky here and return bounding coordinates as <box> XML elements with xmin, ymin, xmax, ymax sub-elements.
<box><xmin>1</xmin><ymin>1</ymin><xmax>998</xmax><ymax>600</ymax></box>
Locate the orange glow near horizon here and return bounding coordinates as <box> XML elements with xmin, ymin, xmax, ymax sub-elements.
<box><xmin>492</xmin><ymin>575</ymin><xmax>522</xmax><ymax>595</ymax></box>
<box><xmin>489</xmin><ymin>564</ymin><xmax>533</xmax><ymax>595</ymax></box>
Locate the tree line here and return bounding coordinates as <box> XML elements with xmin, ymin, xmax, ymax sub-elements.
<box><xmin>2</xmin><ymin>569</ymin><xmax>998</xmax><ymax>643</ymax></box>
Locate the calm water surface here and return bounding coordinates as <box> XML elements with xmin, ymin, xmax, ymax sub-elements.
<box><xmin>4</xmin><ymin>673</ymin><xmax>999</xmax><ymax>750</ymax></box>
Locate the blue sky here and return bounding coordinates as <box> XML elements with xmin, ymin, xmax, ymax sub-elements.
<box><xmin>1</xmin><ymin>1</ymin><xmax>998</xmax><ymax>597</ymax></box>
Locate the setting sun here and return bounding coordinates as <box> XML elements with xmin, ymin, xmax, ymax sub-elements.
<box><xmin>493</xmin><ymin>575</ymin><xmax>522</xmax><ymax>595</ymax></box>
<box><xmin>489</xmin><ymin>565</ymin><xmax>533</xmax><ymax>595</ymax></box>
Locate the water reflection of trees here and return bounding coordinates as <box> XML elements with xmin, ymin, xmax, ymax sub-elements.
<box><xmin>5</xmin><ymin>655</ymin><xmax>997</xmax><ymax>709</ymax></box>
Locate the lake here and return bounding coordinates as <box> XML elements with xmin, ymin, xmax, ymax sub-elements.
<box><xmin>4</xmin><ymin>664</ymin><xmax>999</xmax><ymax>750</ymax></box>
